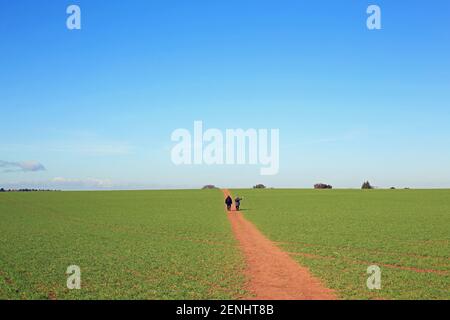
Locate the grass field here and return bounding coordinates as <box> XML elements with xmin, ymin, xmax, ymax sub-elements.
<box><xmin>0</xmin><ymin>190</ymin><xmax>245</xmax><ymax>299</ymax></box>
<box><xmin>1</xmin><ymin>189</ymin><xmax>449</xmax><ymax>300</ymax></box>
<box><xmin>233</xmin><ymin>189</ymin><xmax>450</xmax><ymax>299</ymax></box>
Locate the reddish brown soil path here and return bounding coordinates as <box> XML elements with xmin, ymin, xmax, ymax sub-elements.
<box><xmin>222</xmin><ymin>189</ymin><xmax>337</xmax><ymax>300</ymax></box>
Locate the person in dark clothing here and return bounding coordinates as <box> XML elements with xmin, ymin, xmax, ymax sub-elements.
<box><xmin>234</xmin><ymin>197</ymin><xmax>243</xmax><ymax>211</ymax></box>
<box><xmin>225</xmin><ymin>196</ymin><xmax>233</xmax><ymax>211</ymax></box>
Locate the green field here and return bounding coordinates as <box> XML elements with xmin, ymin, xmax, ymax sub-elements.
<box><xmin>0</xmin><ymin>190</ymin><xmax>245</xmax><ymax>299</ymax></box>
<box><xmin>1</xmin><ymin>189</ymin><xmax>449</xmax><ymax>300</ymax></box>
<box><xmin>233</xmin><ymin>189</ymin><xmax>450</xmax><ymax>299</ymax></box>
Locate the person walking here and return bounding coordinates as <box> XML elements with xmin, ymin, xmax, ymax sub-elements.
<box><xmin>234</xmin><ymin>196</ymin><xmax>243</xmax><ymax>211</ymax></box>
<box><xmin>225</xmin><ymin>195</ymin><xmax>233</xmax><ymax>211</ymax></box>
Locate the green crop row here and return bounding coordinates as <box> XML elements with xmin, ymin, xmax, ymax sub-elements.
<box><xmin>232</xmin><ymin>189</ymin><xmax>450</xmax><ymax>300</ymax></box>
<box><xmin>0</xmin><ymin>190</ymin><xmax>245</xmax><ymax>299</ymax></box>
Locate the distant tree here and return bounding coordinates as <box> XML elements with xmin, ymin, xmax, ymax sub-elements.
<box><xmin>0</xmin><ymin>188</ymin><xmax>5</xmax><ymax>192</ymax></box>
<box><xmin>362</xmin><ymin>181</ymin><xmax>374</xmax><ymax>189</ymax></box>
<box><xmin>202</xmin><ymin>185</ymin><xmax>217</xmax><ymax>190</ymax></box>
<box><xmin>253</xmin><ymin>184</ymin><xmax>266</xmax><ymax>189</ymax></box>
<box><xmin>390</xmin><ymin>187</ymin><xmax>396</xmax><ymax>190</ymax></box>
<box><xmin>314</xmin><ymin>183</ymin><xmax>332</xmax><ymax>189</ymax></box>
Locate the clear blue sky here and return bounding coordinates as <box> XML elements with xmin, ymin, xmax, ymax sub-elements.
<box><xmin>1</xmin><ymin>0</ymin><xmax>449</xmax><ymax>189</ymax></box>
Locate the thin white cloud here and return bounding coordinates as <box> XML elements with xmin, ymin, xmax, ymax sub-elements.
<box><xmin>72</xmin><ymin>143</ymin><xmax>133</xmax><ymax>156</ymax></box>
<box><xmin>0</xmin><ymin>178</ymin><xmax>183</xmax><ymax>191</ymax></box>
<box><xmin>0</xmin><ymin>160</ymin><xmax>46</xmax><ymax>173</ymax></box>
<box><xmin>0</xmin><ymin>129</ymin><xmax>135</xmax><ymax>156</ymax></box>
<box><xmin>52</xmin><ymin>177</ymin><xmax>114</xmax><ymax>188</ymax></box>
<box><xmin>0</xmin><ymin>142</ymin><xmax>134</xmax><ymax>156</ymax></box>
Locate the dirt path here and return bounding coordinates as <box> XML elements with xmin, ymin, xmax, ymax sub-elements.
<box><xmin>223</xmin><ymin>189</ymin><xmax>337</xmax><ymax>300</ymax></box>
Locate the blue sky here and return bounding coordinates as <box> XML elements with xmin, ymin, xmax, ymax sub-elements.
<box><xmin>1</xmin><ymin>0</ymin><xmax>449</xmax><ymax>189</ymax></box>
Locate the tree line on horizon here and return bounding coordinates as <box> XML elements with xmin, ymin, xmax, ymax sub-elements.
<box><xmin>0</xmin><ymin>188</ymin><xmax>60</xmax><ymax>192</ymax></box>
<box><xmin>201</xmin><ymin>181</ymin><xmax>395</xmax><ymax>190</ymax></box>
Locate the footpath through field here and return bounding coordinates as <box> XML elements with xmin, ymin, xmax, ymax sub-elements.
<box><xmin>222</xmin><ymin>189</ymin><xmax>336</xmax><ymax>300</ymax></box>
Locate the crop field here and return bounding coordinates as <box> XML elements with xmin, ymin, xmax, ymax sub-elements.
<box><xmin>1</xmin><ymin>188</ymin><xmax>449</xmax><ymax>300</ymax></box>
<box><xmin>0</xmin><ymin>190</ymin><xmax>245</xmax><ymax>299</ymax></box>
<box><xmin>232</xmin><ymin>189</ymin><xmax>450</xmax><ymax>299</ymax></box>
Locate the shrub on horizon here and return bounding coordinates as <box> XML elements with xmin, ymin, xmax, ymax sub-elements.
<box><xmin>253</xmin><ymin>184</ymin><xmax>267</xmax><ymax>189</ymax></box>
<box><xmin>362</xmin><ymin>181</ymin><xmax>374</xmax><ymax>189</ymax></box>
<box><xmin>314</xmin><ymin>183</ymin><xmax>333</xmax><ymax>189</ymax></box>
<box><xmin>202</xmin><ymin>185</ymin><xmax>217</xmax><ymax>190</ymax></box>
